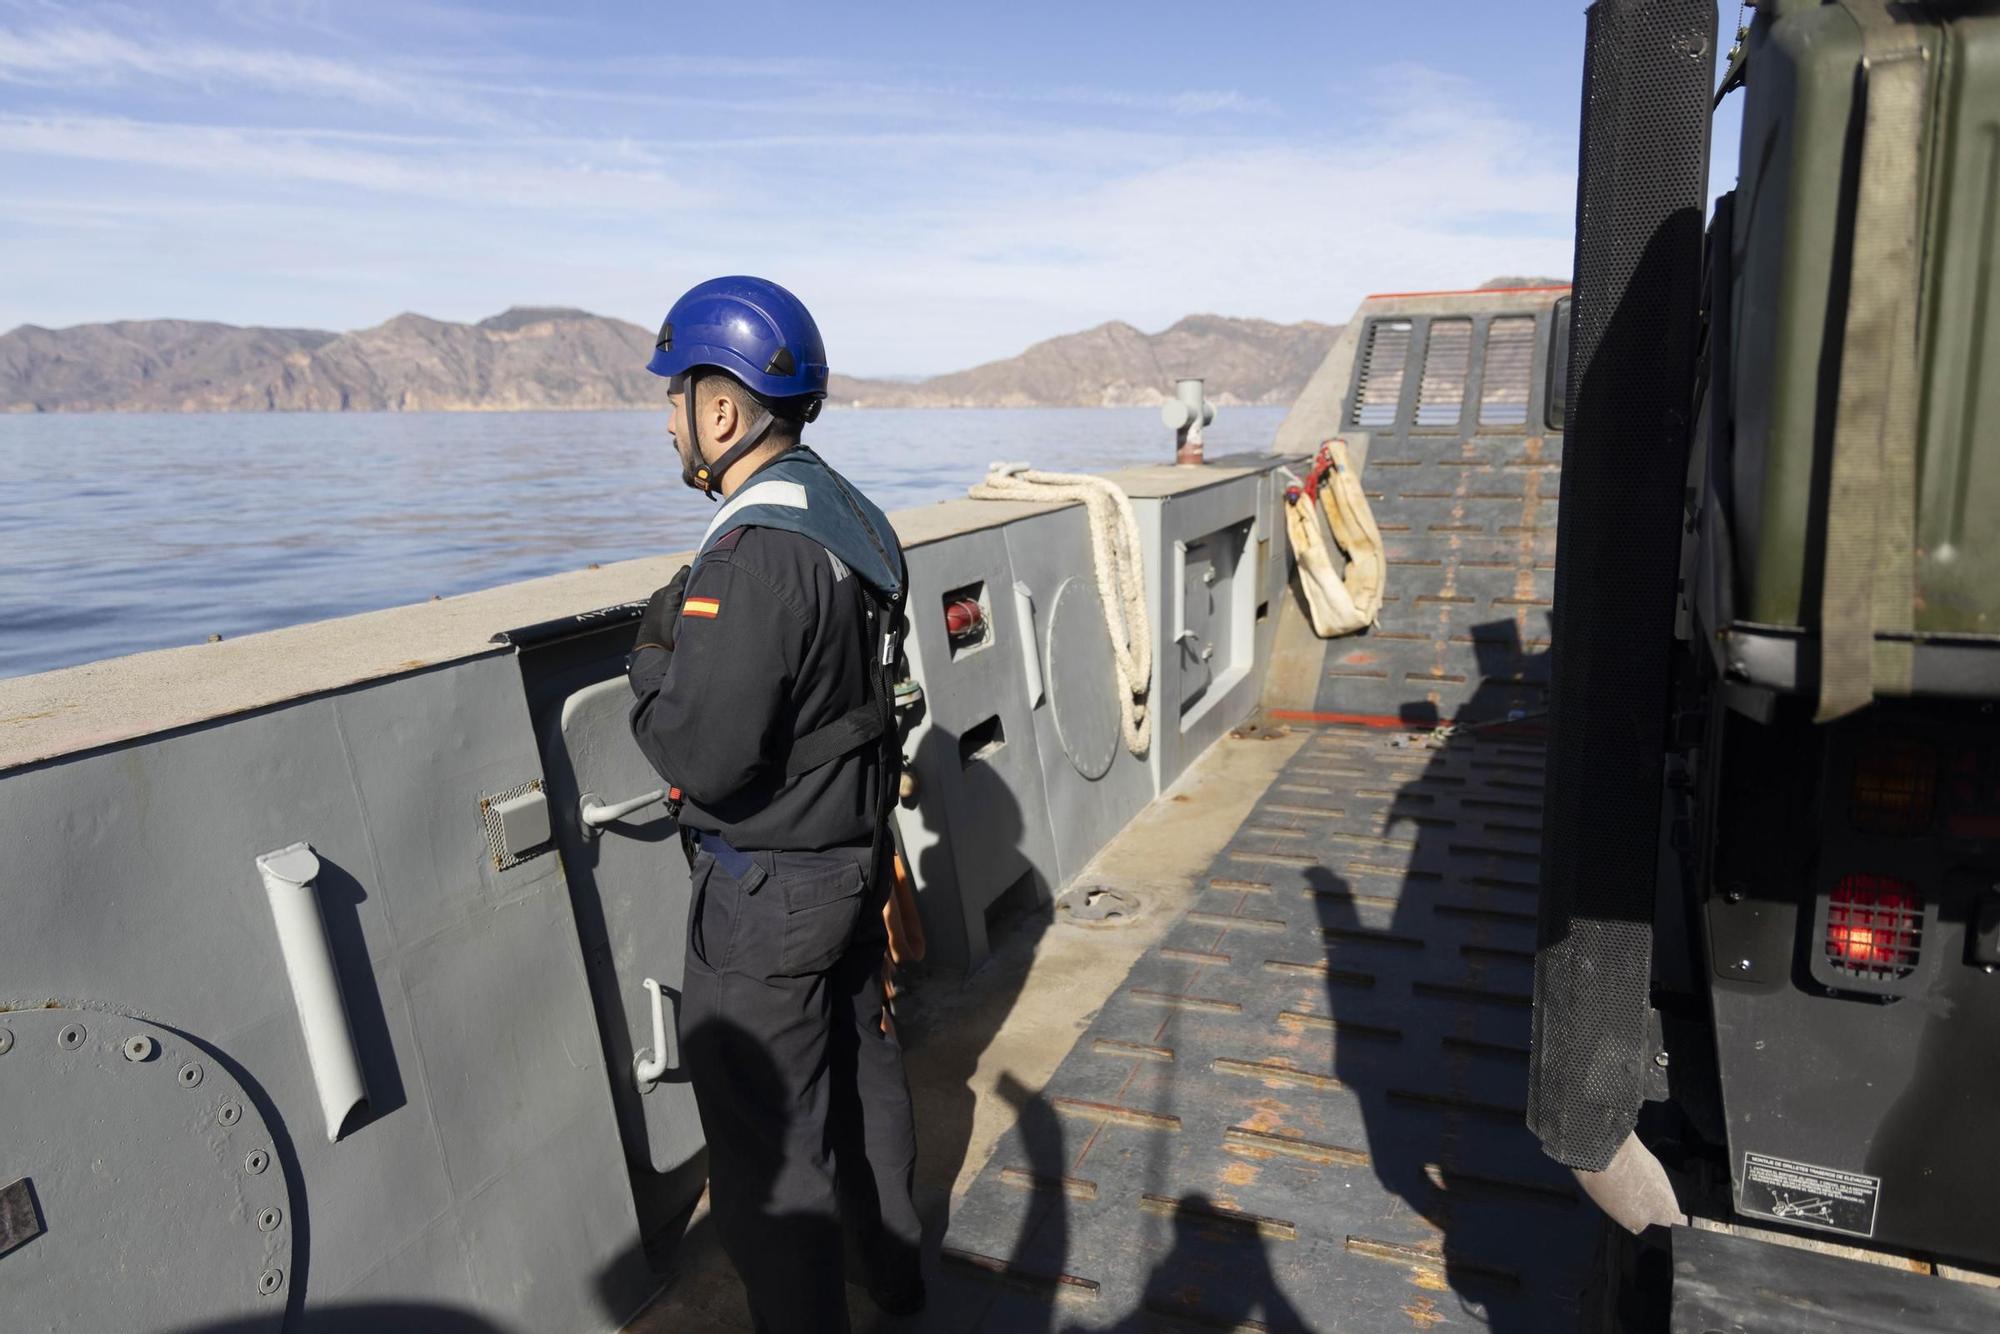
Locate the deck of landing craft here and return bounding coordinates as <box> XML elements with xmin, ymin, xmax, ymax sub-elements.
<box><xmin>630</xmin><ymin>719</ymin><xmax>1596</xmax><ymax>1333</ymax></box>
<box><xmin>932</xmin><ymin>721</ymin><xmax>1587</xmax><ymax>1332</ymax></box>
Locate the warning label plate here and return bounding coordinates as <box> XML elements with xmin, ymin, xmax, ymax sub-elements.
<box><xmin>1739</xmin><ymin>1152</ymin><xmax>1881</xmax><ymax>1239</ymax></box>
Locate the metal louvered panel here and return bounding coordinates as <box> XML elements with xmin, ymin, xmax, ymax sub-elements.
<box><xmin>1415</xmin><ymin>319</ymin><xmax>1471</xmax><ymax>428</ymax></box>
<box><xmin>1480</xmin><ymin>317</ymin><xmax>1537</xmax><ymax>427</ymax></box>
<box><xmin>1351</xmin><ymin>320</ymin><xmax>1413</xmax><ymax>428</ymax></box>
<box><xmin>1319</xmin><ymin>302</ymin><xmax>1564</xmax><ymax>727</ymax></box>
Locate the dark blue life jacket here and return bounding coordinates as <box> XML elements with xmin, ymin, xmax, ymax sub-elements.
<box><xmin>695</xmin><ymin>447</ymin><xmax>904</xmax><ymax>600</ymax></box>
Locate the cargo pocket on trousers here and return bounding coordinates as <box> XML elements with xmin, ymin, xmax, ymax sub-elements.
<box><xmin>776</xmin><ymin>859</ymin><xmax>866</xmax><ymax>976</ymax></box>
<box><xmin>688</xmin><ymin>850</ymin><xmax>762</xmax><ymax>974</ymax></box>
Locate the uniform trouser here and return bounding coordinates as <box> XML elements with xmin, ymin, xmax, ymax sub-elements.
<box><xmin>679</xmin><ymin>836</ymin><xmax>923</xmax><ymax>1334</ymax></box>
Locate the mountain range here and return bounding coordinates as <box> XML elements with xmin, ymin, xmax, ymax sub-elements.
<box><xmin>0</xmin><ymin>307</ymin><xmax>1340</xmax><ymax>414</ymax></box>
<box><xmin>1</xmin><ymin>277</ymin><xmax>1563</xmax><ymax>415</ymax></box>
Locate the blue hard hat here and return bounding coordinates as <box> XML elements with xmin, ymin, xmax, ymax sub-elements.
<box><xmin>646</xmin><ymin>275</ymin><xmax>829</xmax><ymax>408</ymax></box>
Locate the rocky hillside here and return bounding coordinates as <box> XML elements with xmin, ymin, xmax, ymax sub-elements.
<box><xmin>830</xmin><ymin>314</ymin><xmax>1339</xmax><ymax>409</ymax></box>
<box><xmin>0</xmin><ymin>308</ymin><xmax>1339</xmax><ymax>413</ymax></box>
<box><xmin>0</xmin><ymin>307</ymin><xmax>663</xmax><ymax>413</ymax></box>
<box><xmin>0</xmin><ymin>320</ymin><xmax>335</xmax><ymax>413</ymax></box>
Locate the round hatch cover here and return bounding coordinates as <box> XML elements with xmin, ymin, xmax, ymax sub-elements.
<box><xmin>0</xmin><ymin>1007</ymin><xmax>290</xmax><ymax>1333</ymax></box>
<box><xmin>1046</xmin><ymin>577</ymin><xmax>1122</xmax><ymax>781</ymax></box>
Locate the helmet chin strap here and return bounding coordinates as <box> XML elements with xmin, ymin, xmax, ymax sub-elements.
<box><xmin>680</xmin><ymin>370</ymin><xmax>780</xmax><ymax>501</ymax></box>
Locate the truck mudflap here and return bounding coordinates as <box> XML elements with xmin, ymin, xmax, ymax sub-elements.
<box><xmin>1528</xmin><ymin>0</ymin><xmax>1713</xmax><ymax>1173</ymax></box>
<box><xmin>1667</xmin><ymin>1225</ymin><xmax>2000</xmax><ymax>1334</ymax></box>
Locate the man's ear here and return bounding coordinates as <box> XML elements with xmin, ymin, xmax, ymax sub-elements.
<box><xmin>711</xmin><ymin>388</ymin><xmax>741</xmax><ymax>443</ymax></box>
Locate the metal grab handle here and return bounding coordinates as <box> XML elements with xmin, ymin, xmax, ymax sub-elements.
<box><xmin>634</xmin><ymin>978</ymin><xmax>673</xmax><ymax>1093</ymax></box>
<box><xmin>1013</xmin><ymin>581</ymin><xmax>1044</xmax><ymax>708</ymax></box>
<box><xmin>580</xmin><ymin>788</ymin><xmax>666</xmax><ymax>837</ymax></box>
<box><xmin>255</xmin><ymin>843</ymin><xmax>370</xmax><ymax>1143</ymax></box>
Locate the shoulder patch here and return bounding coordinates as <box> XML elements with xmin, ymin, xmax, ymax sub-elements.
<box><xmin>683</xmin><ymin>595</ymin><xmax>722</xmax><ymax>619</ymax></box>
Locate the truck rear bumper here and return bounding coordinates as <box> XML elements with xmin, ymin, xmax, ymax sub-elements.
<box><xmin>1671</xmin><ymin>1225</ymin><xmax>2000</xmax><ymax>1334</ymax></box>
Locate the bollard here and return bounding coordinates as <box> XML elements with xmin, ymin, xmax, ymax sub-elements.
<box><xmin>1161</xmin><ymin>377</ymin><xmax>1216</xmax><ymax>465</ymax></box>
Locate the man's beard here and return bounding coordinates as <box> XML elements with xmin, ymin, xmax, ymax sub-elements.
<box><xmin>672</xmin><ymin>427</ymin><xmax>708</xmax><ymax>493</ymax></box>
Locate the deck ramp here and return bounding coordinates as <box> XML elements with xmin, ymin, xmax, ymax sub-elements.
<box><xmin>935</xmin><ymin>723</ymin><xmax>1596</xmax><ymax>1332</ymax></box>
<box><xmin>1312</xmin><ymin>305</ymin><xmax>1562</xmax><ymax>729</ymax></box>
<box><xmin>935</xmin><ymin>299</ymin><xmax>1590</xmax><ymax>1331</ymax></box>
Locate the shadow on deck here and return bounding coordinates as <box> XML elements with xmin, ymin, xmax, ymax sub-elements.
<box><xmin>932</xmin><ymin>686</ymin><xmax>1594</xmax><ymax>1332</ymax></box>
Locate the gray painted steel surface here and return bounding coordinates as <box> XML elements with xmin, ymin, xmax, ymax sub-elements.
<box><xmin>1002</xmin><ymin>506</ymin><xmax>1159</xmax><ymax>891</ymax></box>
<box><xmin>895</xmin><ymin>469</ymin><xmax>1288</xmax><ymax>970</ymax></box>
<box><xmin>1129</xmin><ymin>462</ymin><xmax>1290</xmax><ymax>788</ymax></box>
<box><xmin>0</xmin><ymin>654</ymin><xmax>654</xmax><ymax>1331</ymax></box>
<box><xmin>0</xmin><ymin>1008</ymin><xmax>290</xmax><ymax>1333</ymax></box>
<box><xmin>934</xmin><ymin>723</ymin><xmax>1592</xmax><ymax>1331</ymax></box>
<box><xmin>1045</xmin><ymin>577</ymin><xmax>1120</xmax><ymax>782</ymax></box>
<box><xmin>897</xmin><ymin>522</ymin><xmax>1064</xmax><ymax>971</ymax></box>
<box><xmin>540</xmin><ymin>677</ymin><xmax>704</xmax><ymax>1184</ymax></box>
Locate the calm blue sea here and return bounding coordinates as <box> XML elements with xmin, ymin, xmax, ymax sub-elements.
<box><xmin>0</xmin><ymin>405</ymin><xmax>1287</xmax><ymax>679</ymax></box>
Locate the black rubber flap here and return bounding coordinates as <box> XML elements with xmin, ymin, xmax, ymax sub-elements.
<box><xmin>1528</xmin><ymin>0</ymin><xmax>1713</xmax><ymax>1172</ymax></box>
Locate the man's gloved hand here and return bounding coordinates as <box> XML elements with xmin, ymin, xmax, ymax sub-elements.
<box><xmin>635</xmin><ymin>565</ymin><xmax>691</xmax><ymax>652</ymax></box>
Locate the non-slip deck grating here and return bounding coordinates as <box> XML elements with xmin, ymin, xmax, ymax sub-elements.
<box><xmin>935</xmin><ymin>723</ymin><xmax>1595</xmax><ymax>1331</ymax></box>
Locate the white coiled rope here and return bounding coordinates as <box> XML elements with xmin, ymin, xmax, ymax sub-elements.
<box><xmin>967</xmin><ymin>463</ymin><xmax>1153</xmax><ymax>756</ymax></box>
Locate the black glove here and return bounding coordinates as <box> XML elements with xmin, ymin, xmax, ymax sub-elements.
<box><xmin>635</xmin><ymin>565</ymin><xmax>690</xmax><ymax>652</ymax></box>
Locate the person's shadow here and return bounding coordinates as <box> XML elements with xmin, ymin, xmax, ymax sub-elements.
<box><xmin>1083</xmin><ymin>1191</ymin><xmax>1310</xmax><ymax>1334</ymax></box>
<box><xmin>979</xmin><ymin>1072</ymin><xmax>1075</xmax><ymax>1333</ymax></box>
<box><xmin>1309</xmin><ymin>617</ymin><xmax>1565</xmax><ymax>1332</ymax></box>
<box><xmin>886</xmin><ymin>723</ymin><xmax>1070</xmax><ymax>1331</ymax></box>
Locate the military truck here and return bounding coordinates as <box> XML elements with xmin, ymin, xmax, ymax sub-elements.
<box><xmin>1530</xmin><ymin>2</ymin><xmax>2000</xmax><ymax>1328</ymax></box>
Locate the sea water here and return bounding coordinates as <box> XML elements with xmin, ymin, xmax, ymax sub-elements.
<box><xmin>0</xmin><ymin>405</ymin><xmax>1288</xmax><ymax>679</ymax></box>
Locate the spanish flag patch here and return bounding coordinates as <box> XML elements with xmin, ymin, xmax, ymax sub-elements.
<box><xmin>683</xmin><ymin>596</ymin><xmax>721</xmax><ymax>619</ymax></box>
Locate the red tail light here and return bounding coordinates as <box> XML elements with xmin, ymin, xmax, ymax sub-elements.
<box><xmin>1824</xmin><ymin>874</ymin><xmax>1922</xmax><ymax>980</ymax></box>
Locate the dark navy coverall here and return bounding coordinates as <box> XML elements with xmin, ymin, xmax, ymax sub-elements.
<box><xmin>627</xmin><ymin>481</ymin><xmax>922</xmax><ymax>1333</ymax></box>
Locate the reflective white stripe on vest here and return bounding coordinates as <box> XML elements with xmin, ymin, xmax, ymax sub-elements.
<box><xmin>702</xmin><ymin>479</ymin><xmax>809</xmax><ymax>549</ymax></box>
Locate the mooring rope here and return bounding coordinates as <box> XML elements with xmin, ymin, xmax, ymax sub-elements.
<box><xmin>967</xmin><ymin>463</ymin><xmax>1153</xmax><ymax>755</ymax></box>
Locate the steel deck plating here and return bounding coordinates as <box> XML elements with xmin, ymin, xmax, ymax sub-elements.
<box><xmin>934</xmin><ymin>721</ymin><xmax>1592</xmax><ymax>1332</ymax></box>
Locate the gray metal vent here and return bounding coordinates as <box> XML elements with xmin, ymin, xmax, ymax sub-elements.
<box><xmin>479</xmin><ymin>779</ymin><xmax>550</xmax><ymax>871</ymax></box>
<box><xmin>1415</xmin><ymin>318</ymin><xmax>1471</xmax><ymax>427</ymax></box>
<box><xmin>1351</xmin><ymin>320</ymin><xmax>1413</xmax><ymax>427</ymax></box>
<box><xmin>1480</xmin><ymin>316</ymin><xmax>1537</xmax><ymax>427</ymax></box>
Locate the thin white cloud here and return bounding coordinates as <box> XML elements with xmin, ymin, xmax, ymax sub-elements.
<box><xmin>0</xmin><ymin>15</ymin><xmax>1282</xmax><ymax>130</ymax></box>
<box><xmin>0</xmin><ymin>23</ymin><xmax>508</xmax><ymax>125</ymax></box>
<box><xmin>0</xmin><ymin>114</ymin><xmax>713</xmax><ymax>211</ymax></box>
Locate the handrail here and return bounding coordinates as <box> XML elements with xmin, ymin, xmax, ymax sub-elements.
<box><xmin>580</xmin><ymin>788</ymin><xmax>665</xmax><ymax>837</ymax></box>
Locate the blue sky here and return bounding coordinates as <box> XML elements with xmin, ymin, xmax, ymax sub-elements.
<box><xmin>0</xmin><ymin>1</ymin><xmax>1738</xmax><ymax>376</ymax></box>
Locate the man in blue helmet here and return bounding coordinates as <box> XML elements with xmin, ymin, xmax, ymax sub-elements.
<box><xmin>625</xmin><ymin>276</ymin><xmax>923</xmax><ymax>1330</ymax></box>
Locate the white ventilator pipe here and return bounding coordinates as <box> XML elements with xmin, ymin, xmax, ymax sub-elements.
<box><xmin>968</xmin><ymin>464</ymin><xmax>1153</xmax><ymax>755</ymax></box>
<box><xmin>255</xmin><ymin>842</ymin><xmax>370</xmax><ymax>1142</ymax></box>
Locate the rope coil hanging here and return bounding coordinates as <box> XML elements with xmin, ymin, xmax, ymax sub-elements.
<box><xmin>967</xmin><ymin>463</ymin><xmax>1153</xmax><ymax>756</ymax></box>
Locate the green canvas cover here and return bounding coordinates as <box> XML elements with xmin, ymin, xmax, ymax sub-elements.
<box><xmin>1729</xmin><ymin>0</ymin><xmax>2000</xmax><ymax>643</ymax></box>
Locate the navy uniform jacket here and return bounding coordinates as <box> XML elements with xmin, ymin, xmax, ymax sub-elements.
<box><xmin>626</xmin><ymin>451</ymin><xmax>903</xmax><ymax>852</ymax></box>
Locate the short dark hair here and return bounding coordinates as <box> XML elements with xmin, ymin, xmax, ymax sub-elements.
<box><xmin>695</xmin><ymin>371</ymin><xmax>802</xmax><ymax>447</ymax></box>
